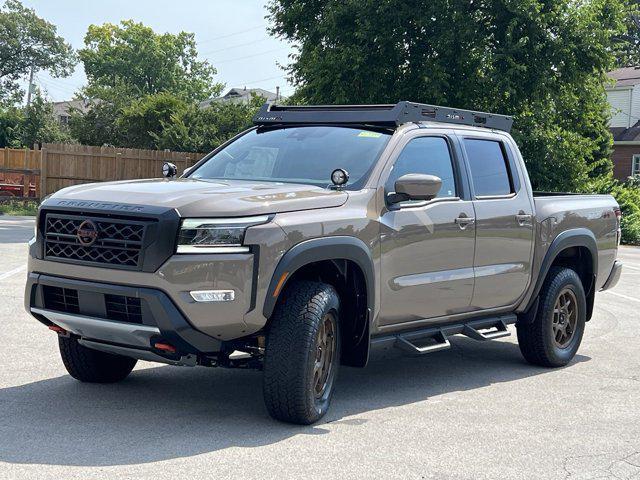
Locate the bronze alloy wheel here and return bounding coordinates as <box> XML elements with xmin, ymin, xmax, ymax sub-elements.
<box><xmin>552</xmin><ymin>288</ymin><xmax>578</xmax><ymax>348</ymax></box>
<box><xmin>313</xmin><ymin>312</ymin><xmax>337</xmax><ymax>398</ymax></box>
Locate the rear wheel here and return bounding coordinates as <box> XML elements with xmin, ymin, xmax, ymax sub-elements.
<box><xmin>58</xmin><ymin>336</ymin><xmax>137</xmax><ymax>383</ymax></box>
<box><xmin>263</xmin><ymin>281</ymin><xmax>341</xmax><ymax>424</ymax></box>
<box><xmin>517</xmin><ymin>267</ymin><xmax>586</xmax><ymax>367</ymax></box>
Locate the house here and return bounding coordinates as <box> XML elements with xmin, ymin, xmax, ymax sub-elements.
<box><xmin>199</xmin><ymin>87</ymin><xmax>281</xmax><ymax>108</ymax></box>
<box><xmin>51</xmin><ymin>99</ymin><xmax>92</xmax><ymax>126</ymax></box>
<box><xmin>606</xmin><ymin>67</ymin><xmax>640</xmax><ymax>180</ymax></box>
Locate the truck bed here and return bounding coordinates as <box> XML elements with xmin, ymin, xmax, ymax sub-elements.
<box><xmin>532</xmin><ymin>192</ymin><xmax>619</xmax><ymax>292</ymax></box>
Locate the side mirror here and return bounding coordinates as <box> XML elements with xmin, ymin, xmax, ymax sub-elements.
<box><xmin>183</xmin><ymin>166</ymin><xmax>193</xmax><ymax>177</ymax></box>
<box><xmin>162</xmin><ymin>162</ymin><xmax>177</xmax><ymax>178</ymax></box>
<box><xmin>393</xmin><ymin>174</ymin><xmax>442</xmax><ymax>202</ymax></box>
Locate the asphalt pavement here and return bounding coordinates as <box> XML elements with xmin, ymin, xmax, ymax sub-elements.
<box><xmin>0</xmin><ymin>215</ymin><xmax>638</xmax><ymax>480</ymax></box>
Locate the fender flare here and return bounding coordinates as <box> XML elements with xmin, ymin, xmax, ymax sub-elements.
<box><xmin>523</xmin><ymin>228</ymin><xmax>598</xmax><ymax>314</ymax></box>
<box><xmin>262</xmin><ymin>236</ymin><xmax>375</xmax><ymax>320</ymax></box>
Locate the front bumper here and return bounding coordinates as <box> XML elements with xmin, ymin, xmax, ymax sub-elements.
<box><xmin>601</xmin><ymin>260</ymin><xmax>623</xmax><ymax>291</ymax></box>
<box><xmin>26</xmin><ymin>274</ymin><xmax>222</xmax><ymax>364</ymax></box>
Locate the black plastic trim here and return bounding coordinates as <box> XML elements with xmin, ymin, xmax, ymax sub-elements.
<box><xmin>523</xmin><ymin>228</ymin><xmax>598</xmax><ymax>314</ymax></box>
<box><xmin>601</xmin><ymin>260</ymin><xmax>622</xmax><ymax>291</ymax></box>
<box><xmin>28</xmin><ymin>274</ymin><xmax>222</xmax><ymax>353</ymax></box>
<box><xmin>253</xmin><ymin>102</ymin><xmax>514</xmax><ymax>132</ymax></box>
<box><xmin>263</xmin><ymin>236</ymin><xmax>375</xmax><ymax>320</ymax></box>
<box><xmin>37</xmin><ymin>199</ymin><xmax>180</xmax><ymax>272</ymax></box>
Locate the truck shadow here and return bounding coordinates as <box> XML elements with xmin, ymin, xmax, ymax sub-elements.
<box><xmin>0</xmin><ymin>336</ymin><xmax>589</xmax><ymax>467</ymax></box>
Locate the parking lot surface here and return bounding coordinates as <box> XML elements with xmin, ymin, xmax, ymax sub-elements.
<box><xmin>0</xmin><ymin>215</ymin><xmax>638</xmax><ymax>480</ymax></box>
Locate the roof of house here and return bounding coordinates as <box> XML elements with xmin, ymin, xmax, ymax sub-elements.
<box><xmin>199</xmin><ymin>87</ymin><xmax>279</xmax><ymax>108</ymax></box>
<box><xmin>51</xmin><ymin>98</ymin><xmax>93</xmax><ymax>116</ymax></box>
<box><xmin>608</xmin><ymin>67</ymin><xmax>640</xmax><ymax>87</ymax></box>
<box><xmin>611</xmin><ymin>121</ymin><xmax>640</xmax><ymax>141</ymax></box>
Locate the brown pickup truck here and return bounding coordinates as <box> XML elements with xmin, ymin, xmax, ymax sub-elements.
<box><xmin>25</xmin><ymin>102</ymin><xmax>623</xmax><ymax>424</ymax></box>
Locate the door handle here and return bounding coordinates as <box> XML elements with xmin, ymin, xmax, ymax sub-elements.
<box><xmin>516</xmin><ymin>213</ymin><xmax>532</xmax><ymax>226</ymax></box>
<box><xmin>455</xmin><ymin>215</ymin><xmax>475</xmax><ymax>229</ymax></box>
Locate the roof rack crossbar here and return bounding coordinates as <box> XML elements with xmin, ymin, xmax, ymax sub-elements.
<box><xmin>253</xmin><ymin>101</ymin><xmax>513</xmax><ymax>132</ymax></box>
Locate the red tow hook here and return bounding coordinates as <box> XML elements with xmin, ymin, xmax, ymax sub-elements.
<box><xmin>48</xmin><ymin>325</ymin><xmax>67</xmax><ymax>335</ymax></box>
<box><xmin>154</xmin><ymin>342</ymin><xmax>177</xmax><ymax>354</ymax></box>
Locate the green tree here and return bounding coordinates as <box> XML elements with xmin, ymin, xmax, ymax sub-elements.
<box><xmin>268</xmin><ymin>0</ymin><xmax>627</xmax><ymax>191</ymax></box>
<box><xmin>16</xmin><ymin>91</ymin><xmax>73</xmax><ymax>147</ymax></box>
<box><xmin>153</xmin><ymin>94</ymin><xmax>265</xmax><ymax>152</ymax></box>
<box><xmin>71</xmin><ymin>20</ymin><xmax>226</xmax><ymax>149</ymax></box>
<box><xmin>0</xmin><ymin>105</ymin><xmax>21</xmax><ymax>146</ymax></box>
<box><xmin>68</xmin><ymin>100</ymin><xmax>120</xmax><ymax>147</ymax></box>
<box><xmin>0</xmin><ymin>0</ymin><xmax>75</xmax><ymax>105</ymax></box>
<box><xmin>117</xmin><ymin>92</ymin><xmax>188</xmax><ymax>150</ymax></box>
<box><xmin>0</xmin><ymin>90</ymin><xmax>72</xmax><ymax>148</ymax></box>
<box><xmin>79</xmin><ymin>20</ymin><xmax>222</xmax><ymax>103</ymax></box>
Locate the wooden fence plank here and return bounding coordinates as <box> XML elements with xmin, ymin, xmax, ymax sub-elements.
<box><xmin>40</xmin><ymin>148</ymin><xmax>48</xmax><ymax>197</ymax></box>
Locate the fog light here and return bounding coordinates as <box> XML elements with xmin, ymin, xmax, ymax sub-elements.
<box><xmin>190</xmin><ymin>290</ymin><xmax>235</xmax><ymax>302</ymax></box>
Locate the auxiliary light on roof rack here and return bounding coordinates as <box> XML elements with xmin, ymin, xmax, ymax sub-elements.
<box><xmin>253</xmin><ymin>101</ymin><xmax>513</xmax><ymax>133</ymax></box>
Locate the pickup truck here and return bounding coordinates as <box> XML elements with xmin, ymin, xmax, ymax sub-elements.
<box><xmin>25</xmin><ymin>102</ymin><xmax>623</xmax><ymax>424</ymax></box>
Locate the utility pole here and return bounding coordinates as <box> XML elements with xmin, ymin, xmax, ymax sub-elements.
<box><xmin>26</xmin><ymin>64</ymin><xmax>35</xmax><ymax>108</ymax></box>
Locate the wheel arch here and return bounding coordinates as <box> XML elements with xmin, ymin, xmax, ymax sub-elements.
<box><xmin>521</xmin><ymin>228</ymin><xmax>597</xmax><ymax>323</ymax></box>
<box><xmin>263</xmin><ymin>236</ymin><xmax>375</xmax><ymax>367</ymax></box>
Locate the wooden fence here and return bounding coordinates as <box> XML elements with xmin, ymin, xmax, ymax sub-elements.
<box><xmin>0</xmin><ymin>144</ymin><xmax>206</xmax><ymax>199</ymax></box>
<box><xmin>0</xmin><ymin>147</ymin><xmax>41</xmax><ymax>198</ymax></box>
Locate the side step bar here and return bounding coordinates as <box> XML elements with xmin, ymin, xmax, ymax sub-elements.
<box><xmin>372</xmin><ymin>314</ymin><xmax>516</xmax><ymax>356</ymax></box>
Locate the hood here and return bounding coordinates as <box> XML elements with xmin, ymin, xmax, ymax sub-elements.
<box><xmin>46</xmin><ymin>178</ymin><xmax>348</xmax><ymax>217</ymax></box>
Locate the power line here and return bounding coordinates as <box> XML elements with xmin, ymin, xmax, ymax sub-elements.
<box><xmin>215</xmin><ymin>47</ymin><xmax>290</xmax><ymax>65</ymax></box>
<box><xmin>197</xmin><ymin>25</ymin><xmax>265</xmax><ymax>45</ymax></box>
<box><xmin>200</xmin><ymin>37</ymin><xmax>271</xmax><ymax>56</ymax></box>
<box><xmin>223</xmin><ymin>74</ymin><xmax>287</xmax><ymax>87</ymax></box>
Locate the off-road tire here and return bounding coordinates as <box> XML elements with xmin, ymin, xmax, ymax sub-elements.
<box><xmin>58</xmin><ymin>336</ymin><xmax>137</xmax><ymax>383</ymax></box>
<box><xmin>263</xmin><ymin>281</ymin><xmax>341</xmax><ymax>425</ymax></box>
<box><xmin>517</xmin><ymin>267</ymin><xmax>586</xmax><ymax>367</ymax></box>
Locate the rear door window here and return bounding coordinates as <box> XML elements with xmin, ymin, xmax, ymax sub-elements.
<box><xmin>463</xmin><ymin>139</ymin><xmax>513</xmax><ymax>197</ymax></box>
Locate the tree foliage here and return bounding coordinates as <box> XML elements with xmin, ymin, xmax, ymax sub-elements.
<box><xmin>70</xmin><ymin>20</ymin><xmax>238</xmax><ymax>151</ymax></box>
<box><xmin>0</xmin><ymin>90</ymin><xmax>72</xmax><ymax>148</ymax></box>
<box><xmin>151</xmin><ymin>94</ymin><xmax>266</xmax><ymax>152</ymax></box>
<box><xmin>268</xmin><ymin>0</ymin><xmax>627</xmax><ymax>191</ymax></box>
<box><xmin>79</xmin><ymin>20</ymin><xmax>222</xmax><ymax>104</ymax></box>
<box><xmin>0</xmin><ymin>0</ymin><xmax>75</xmax><ymax>105</ymax></box>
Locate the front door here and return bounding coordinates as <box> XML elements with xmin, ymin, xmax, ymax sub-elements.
<box><xmin>378</xmin><ymin>134</ymin><xmax>476</xmax><ymax>327</ymax></box>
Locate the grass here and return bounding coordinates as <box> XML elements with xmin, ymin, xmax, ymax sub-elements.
<box><xmin>0</xmin><ymin>199</ymin><xmax>39</xmax><ymax>216</ymax></box>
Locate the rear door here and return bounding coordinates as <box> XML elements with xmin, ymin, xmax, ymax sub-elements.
<box><xmin>458</xmin><ymin>133</ymin><xmax>535</xmax><ymax>309</ymax></box>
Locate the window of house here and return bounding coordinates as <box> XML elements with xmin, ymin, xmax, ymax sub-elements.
<box><xmin>463</xmin><ymin>139</ymin><xmax>513</xmax><ymax>197</ymax></box>
<box><xmin>633</xmin><ymin>155</ymin><xmax>640</xmax><ymax>176</ymax></box>
<box><xmin>385</xmin><ymin>136</ymin><xmax>457</xmax><ymax>199</ymax></box>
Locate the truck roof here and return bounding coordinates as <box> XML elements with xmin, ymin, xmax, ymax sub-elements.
<box><xmin>253</xmin><ymin>101</ymin><xmax>514</xmax><ymax>133</ymax></box>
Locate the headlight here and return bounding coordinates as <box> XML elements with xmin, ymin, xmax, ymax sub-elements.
<box><xmin>176</xmin><ymin>216</ymin><xmax>269</xmax><ymax>253</ymax></box>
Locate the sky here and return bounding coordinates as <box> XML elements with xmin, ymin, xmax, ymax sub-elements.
<box><xmin>19</xmin><ymin>0</ymin><xmax>296</xmax><ymax>102</ymax></box>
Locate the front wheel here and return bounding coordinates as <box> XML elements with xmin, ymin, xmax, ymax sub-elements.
<box><xmin>517</xmin><ymin>267</ymin><xmax>586</xmax><ymax>367</ymax></box>
<box><xmin>59</xmin><ymin>336</ymin><xmax>137</xmax><ymax>383</ymax></box>
<box><xmin>263</xmin><ymin>281</ymin><xmax>341</xmax><ymax>424</ymax></box>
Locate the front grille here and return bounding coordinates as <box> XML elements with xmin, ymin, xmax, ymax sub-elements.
<box><xmin>105</xmin><ymin>294</ymin><xmax>143</xmax><ymax>324</ymax></box>
<box><xmin>43</xmin><ymin>285</ymin><xmax>79</xmax><ymax>314</ymax></box>
<box><xmin>44</xmin><ymin>213</ymin><xmax>149</xmax><ymax>269</ymax></box>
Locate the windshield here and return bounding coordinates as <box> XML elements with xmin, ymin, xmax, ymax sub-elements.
<box><xmin>189</xmin><ymin>126</ymin><xmax>391</xmax><ymax>189</ymax></box>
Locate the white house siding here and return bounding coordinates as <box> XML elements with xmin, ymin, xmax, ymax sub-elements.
<box><xmin>630</xmin><ymin>84</ymin><xmax>640</xmax><ymax>126</ymax></box>
<box><xmin>608</xmin><ymin>88</ymin><xmax>633</xmax><ymax>127</ymax></box>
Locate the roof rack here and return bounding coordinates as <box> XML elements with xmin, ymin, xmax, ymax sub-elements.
<box><xmin>253</xmin><ymin>101</ymin><xmax>513</xmax><ymax>132</ymax></box>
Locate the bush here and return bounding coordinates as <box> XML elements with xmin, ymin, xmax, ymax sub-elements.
<box><xmin>621</xmin><ymin>212</ymin><xmax>640</xmax><ymax>245</ymax></box>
